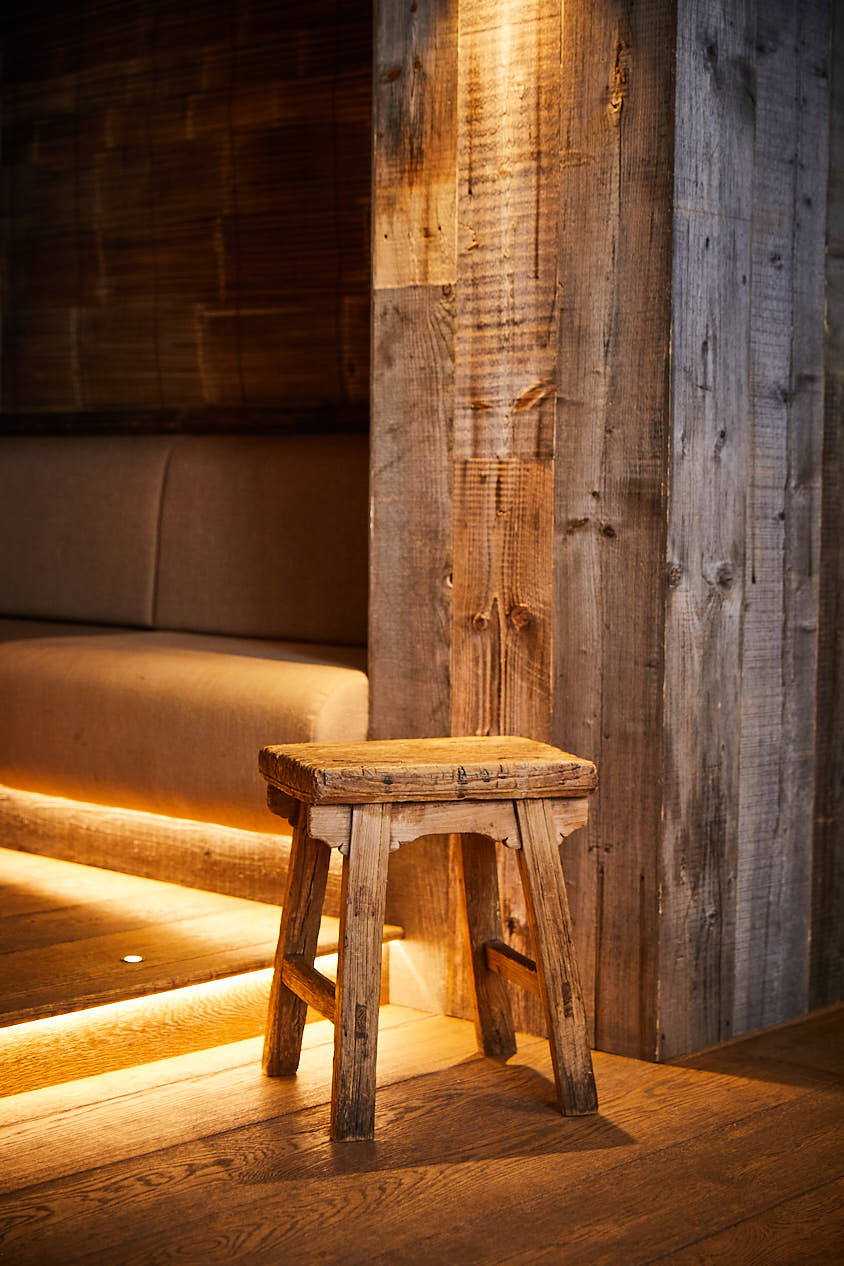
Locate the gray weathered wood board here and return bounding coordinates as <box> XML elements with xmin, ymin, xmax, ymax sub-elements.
<box><xmin>370</xmin><ymin>0</ymin><xmax>834</xmax><ymax>1057</ymax></box>
<box><xmin>554</xmin><ymin>0</ymin><xmax>675</xmax><ymax>1058</ymax></box>
<box><xmin>813</xmin><ymin>0</ymin><xmax>844</xmax><ymax>1013</ymax></box>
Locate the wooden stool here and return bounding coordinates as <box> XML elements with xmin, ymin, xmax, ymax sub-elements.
<box><xmin>258</xmin><ymin>736</ymin><xmax>599</xmax><ymax>1141</ymax></box>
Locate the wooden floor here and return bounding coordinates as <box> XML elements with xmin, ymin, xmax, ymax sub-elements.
<box><xmin>0</xmin><ymin>846</ymin><xmax>401</xmax><ymax>1027</ymax></box>
<box><xmin>1</xmin><ymin>992</ymin><xmax>841</xmax><ymax>1263</ymax></box>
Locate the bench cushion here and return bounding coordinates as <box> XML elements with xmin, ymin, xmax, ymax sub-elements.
<box><xmin>0</xmin><ymin>620</ymin><xmax>368</xmax><ymax>833</ymax></box>
<box><xmin>154</xmin><ymin>435</ymin><xmax>368</xmax><ymax>645</ymax></box>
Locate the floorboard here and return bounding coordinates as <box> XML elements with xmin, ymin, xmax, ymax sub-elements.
<box><xmin>0</xmin><ymin>1005</ymin><xmax>840</xmax><ymax>1263</ymax></box>
<box><xmin>0</xmin><ymin>847</ymin><xmax>400</xmax><ymax>1025</ymax></box>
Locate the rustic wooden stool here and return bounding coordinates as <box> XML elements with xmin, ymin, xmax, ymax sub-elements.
<box><xmin>258</xmin><ymin>736</ymin><xmax>599</xmax><ymax>1141</ymax></box>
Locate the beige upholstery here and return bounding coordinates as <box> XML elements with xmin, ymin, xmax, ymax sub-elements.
<box><xmin>0</xmin><ymin>433</ymin><xmax>370</xmax><ymax>837</ymax></box>
<box><xmin>154</xmin><ymin>436</ymin><xmax>369</xmax><ymax>645</ymax></box>
<box><xmin>0</xmin><ymin>620</ymin><xmax>368</xmax><ymax>834</ymax></box>
<box><xmin>0</xmin><ymin>434</ymin><xmax>369</xmax><ymax>645</ymax></box>
<box><xmin>0</xmin><ymin>436</ymin><xmax>174</xmax><ymax>627</ymax></box>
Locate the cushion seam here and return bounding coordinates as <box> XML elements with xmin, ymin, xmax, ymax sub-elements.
<box><xmin>150</xmin><ymin>438</ymin><xmax>185</xmax><ymax>628</ymax></box>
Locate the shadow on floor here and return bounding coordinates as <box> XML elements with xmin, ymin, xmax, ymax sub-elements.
<box><xmin>241</xmin><ymin>1055</ymin><xmax>634</xmax><ymax>1186</ymax></box>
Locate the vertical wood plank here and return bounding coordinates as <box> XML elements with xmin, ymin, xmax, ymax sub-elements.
<box><xmin>659</xmin><ymin>0</ymin><xmax>756</xmax><ymax>1058</ymax></box>
<box><xmin>452</xmin><ymin>0</ymin><xmax>561</xmax><ymax>735</ymax></box>
<box><xmin>373</xmin><ymin>0</ymin><xmax>458</xmax><ymax>291</ymax></box>
<box><xmin>262</xmin><ymin>817</ymin><xmax>330</xmax><ymax>1076</ymax></box>
<box><xmin>451</xmin><ymin>0</ymin><xmax>562</xmax><ymax>1037</ymax></box>
<box><xmin>554</xmin><ymin>0</ymin><xmax>675</xmax><ymax>1058</ymax></box>
<box><xmin>331</xmin><ymin>802</ymin><xmax>391</xmax><ymax>1141</ymax></box>
<box><xmin>453</xmin><ymin>0</ymin><xmax>560</xmax><ymax>463</ymax></box>
<box><xmin>515</xmin><ymin>798</ymin><xmax>597</xmax><ymax>1115</ymax></box>
<box><xmin>369</xmin><ymin>285</ymin><xmax>454</xmax><ymax>741</ymax></box>
<box><xmin>370</xmin><ymin>0</ymin><xmax>460</xmax><ymax>1026</ymax></box>
<box><xmin>733</xmin><ymin>0</ymin><xmax>828</xmax><ymax>1034</ymax></box>
<box><xmin>455</xmin><ymin>832</ymin><xmax>516</xmax><ymax>1058</ymax></box>
<box><xmin>813</xmin><ymin>0</ymin><xmax>844</xmax><ymax>1011</ymax></box>
<box><xmin>451</xmin><ymin>457</ymin><xmax>554</xmax><ymax>740</ymax></box>
<box><xmin>370</xmin><ymin>0</ymin><xmax>459</xmax><ymax>741</ymax></box>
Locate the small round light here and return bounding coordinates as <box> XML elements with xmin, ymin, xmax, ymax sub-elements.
<box><xmin>122</xmin><ymin>954</ymin><xmax>144</xmax><ymax>963</ymax></box>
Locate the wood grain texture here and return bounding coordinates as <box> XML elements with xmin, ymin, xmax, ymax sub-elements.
<box><xmin>389</xmin><ymin>799</ymin><xmax>520</xmax><ymax>848</ymax></box>
<box><xmin>260</xmin><ymin>737</ymin><xmax>596</xmax><ymax>804</ymax></box>
<box><xmin>1</xmin><ymin>0</ymin><xmax>372</xmax><ymax>426</ymax></box>
<box><xmin>368</xmin><ymin>0</ymin><xmax>459</xmax><ymax>1032</ymax></box>
<box><xmin>448</xmin><ymin>0</ymin><xmax>562</xmax><ymax>1038</ymax></box>
<box><xmin>280</xmin><ymin>956</ymin><xmax>336</xmax><ymax>1024</ymax></box>
<box><xmin>331</xmin><ymin>802</ymin><xmax>392</xmax><ymax>1140</ymax></box>
<box><xmin>307</xmin><ymin>798</ymin><xmax>521</xmax><ymax>851</ymax></box>
<box><xmin>455</xmin><ymin>833</ymin><xmax>517</xmax><ymax>1057</ymax></box>
<box><xmin>656</xmin><ymin>1178</ymin><xmax>844</xmax><ymax>1266</ymax></box>
<box><xmin>453</xmin><ymin>0</ymin><xmax>560</xmax><ymax>463</ymax></box>
<box><xmin>733</xmin><ymin>0</ymin><xmax>828</xmax><ymax>1036</ymax></box>
<box><xmin>369</xmin><ymin>284</ymin><xmax>455</xmax><ymax>741</ymax></box>
<box><xmin>660</xmin><ymin>0</ymin><xmax>755</xmax><ymax>1057</ymax></box>
<box><xmin>812</xmin><ymin>0</ymin><xmax>844</xmax><ymax>1012</ymax></box>
<box><xmin>372</xmin><ymin>0</ymin><xmax>458</xmax><ymax>290</ymax></box>
<box><xmin>0</xmin><ymin>783</ymin><xmax>349</xmax><ymax>913</ymax></box>
<box><xmin>553</xmin><ymin>0</ymin><xmax>675</xmax><ymax>1059</ymax></box>
<box><xmin>0</xmin><ymin>844</ymin><xmax>349</xmax><ymax>1028</ymax></box>
<box><xmin>484</xmin><ymin>939</ymin><xmax>540</xmax><ymax>997</ymax></box>
<box><xmin>516</xmin><ymin>798</ymin><xmax>597</xmax><ymax>1115</ymax></box>
<box><xmin>263</xmin><ymin>822</ymin><xmax>330</xmax><ymax>1076</ymax></box>
<box><xmin>451</xmin><ymin>458</ymin><xmax>555</xmax><ymax>742</ymax></box>
<box><xmin>3</xmin><ymin>1005</ymin><xmax>838</xmax><ymax>1263</ymax></box>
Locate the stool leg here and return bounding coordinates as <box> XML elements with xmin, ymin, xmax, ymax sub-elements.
<box><xmin>263</xmin><ymin>815</ymin><xmax>330</xmax><ymax>1076</ymax></box>
<box><xmin>331</xmin><ymin>802</ymin><xmax>392</xmax><ymax>1141</ymax></box>
<box><xmin>456</xmin><ymin>833</ymin><xmax>517</xmax><ymax>1059</ymax></box>
<box><xmin>515</xmin><ymin>798</ymin><xmax>598</xmax><ymax>1115</ymax></box>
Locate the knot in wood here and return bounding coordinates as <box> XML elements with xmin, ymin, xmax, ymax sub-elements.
<box><xmin>472</xmin><ymin>611</ymin><xmax>489</xmax><ymax>631</ymax></box>
<box><xmin>509</xmin><ymin>604</ymin><xmax>532</xmax><ymax>630</ymax></box>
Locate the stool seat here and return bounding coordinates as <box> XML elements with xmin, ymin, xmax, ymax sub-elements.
<box><xmin>259</xmin><ymin>736</ymin><xmax>597</xmax><ymax>804</ymax></box>
<box><xmin>259</xmin><ymin>736</ymin><xmax>599</xmax><ymax>1141</ymax></box>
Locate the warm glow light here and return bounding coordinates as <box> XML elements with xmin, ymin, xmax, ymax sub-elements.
<box><xmin>0</xmin><ymin>783</ymin><xmax>292</xmax><ymax>848</ymax></box>
<box><xmin>122</xmin><ymin>955</ymin><xmax>144</xmax><ymax>963</ymax></box>
<box><xmin>0</xmin><ymin>969</ymin><xmax>271</xmax><ymax>1042</ymax></box>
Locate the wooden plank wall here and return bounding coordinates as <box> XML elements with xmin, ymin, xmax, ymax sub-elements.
<box><xmin>660</xmin><ymin>0</ymin><xmax>829</xmax><ymax>1058</ymax></box>
<box><xmin>554</xmin><ymin>0</ymin><xmax>676</xmax><ymax>1059</ymax></box>
<box><xmin>0</xmin><ymin>0</ymin><xmax>372</xmax><ymax>434</ymax></box>
<box><xmin>372</xmin><ymin>0</ymin><xmax>837</xmax><ymax>1055</ymax></box>
<box><xmin>371</xmin><ymin>0</ymin><xmax>562</xmax><ymax>1030</ymax></box>
<box><xmin>813</xmin><ymin>0</ymin><xmax>844</xmax><ymax>1012</ymax></box>
<box><xmin>370</xmin><ymin>0</ymin><xmax>459</xmax><ymax>1017</ymax></box>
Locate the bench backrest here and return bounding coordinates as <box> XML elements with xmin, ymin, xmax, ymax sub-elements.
<box><xmin>0</xmin><ymin>434</ymin><xmax>369</xmax><ymax>646</ymax></box>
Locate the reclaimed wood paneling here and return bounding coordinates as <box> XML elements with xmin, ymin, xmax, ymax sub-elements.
<box><xmin>370</xmin><ymin>0</ymin><xmax>564</xmax><ymax>1035</ymax></box>
<box><xmin>369</xmin><ymin>0</ymin><xmax>459</xmax><ymax>1019</ymax></box>
<box><xmin>813</xmin><ymin>0</ymin><xmax>844</xmax><ymax>1012</ymax></box>
<box><xmin>733</xmin><ymin>0</ymin><xmax>828</xmax><ymax>1036</ymax></box>
<box><xmin>0</xmin><ymin>0</ymin><xmax>372</xmax><ymax>433</ymax></box>
<box><xmin>554</xmin><ymin>0</ymin><xmax>675</xmax><ymax>1058</ymax></box>
<box><xmin>450</xmin><ymin>0</ymin><xmax>562</xmax><ymax>1036</ymax></box>
<box><xmin>659</xmin><ymin>0</ymin><xmax>756</xmax><ymax>1057</ymax></box>
<box><xmin>370</xmin><ymin>0</ymin><xmax>458</xmax><ymax>740</ymax></box>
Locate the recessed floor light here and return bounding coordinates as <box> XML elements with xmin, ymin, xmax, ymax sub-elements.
<box><xmin>122</xmin><ymin>955</ymin><xmax>143</xmax><ymax>964</ymax></box>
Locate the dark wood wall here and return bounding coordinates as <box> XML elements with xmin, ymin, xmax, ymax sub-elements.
<box><xmin>0</xmin><ymin>0</ymin><xmax>372</xmax><ymax>434</ymax></box>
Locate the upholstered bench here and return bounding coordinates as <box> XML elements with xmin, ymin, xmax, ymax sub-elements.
<box><xmin>0</xmin><ymin>434</ymin><xmax>369</xmax><ymax>850</ymax></box>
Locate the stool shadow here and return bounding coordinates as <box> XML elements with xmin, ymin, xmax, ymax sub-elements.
<box><xmin>279</xmin><ymin>1055</ymin><xmax>633</xmax><ymax>1182</ymax></box>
